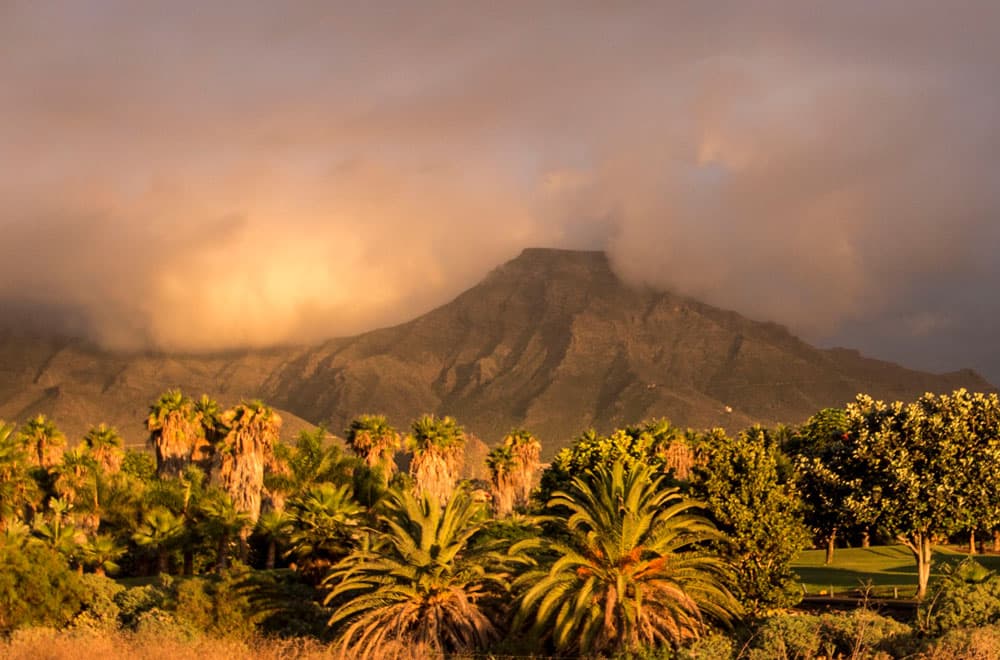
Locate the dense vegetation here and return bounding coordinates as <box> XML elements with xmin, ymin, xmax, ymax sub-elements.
<box><xmin>2</xmin><ymin>388</ymin><xmax>1000</xmax><ymax>658</ymax></box>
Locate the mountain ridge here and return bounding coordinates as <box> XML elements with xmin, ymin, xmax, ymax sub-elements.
<box><xmin>0</xmin><ymin>248</ymin><xmax>993</xmax><ymax>459</ymax></box>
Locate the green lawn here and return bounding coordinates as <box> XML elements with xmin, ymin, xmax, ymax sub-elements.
<box><xmin>793</xmin><ymin>545</ymin><xmax>1000</xmax><ymax>599</ymax></box>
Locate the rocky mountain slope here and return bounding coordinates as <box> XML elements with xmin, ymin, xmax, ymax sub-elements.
<box><xmin>0</xmin><ymin>248</ymin><xmax>992</xmax><ymax>459</ymax></box>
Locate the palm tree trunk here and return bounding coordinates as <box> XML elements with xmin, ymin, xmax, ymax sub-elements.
<box><xmin>157</xmin><ymin>547</ymin><xmax>169</xmax><ymax>574</ymax></box>
<box><xmin>183</xmin><ymin>548</ymin><xmax>194</xmax><ymax>575</ymax></box>
<box><xmin>970</xmin><ymin>530</ymin><xmax>977</xmax><ymax>555</ymax></box>
<box><xmin>216</xmin><ymin>532</ymin><xmax>229</xmax><ymax>573</ymax></box>
<box><xmin>825</xmin><ymin>528</ymin><xmax>837</xmax><ymax>565</ymax></box>
<box><xmin>266</xmin><ymin>539</ymin><xmax>276</xmax><ymax>570</ymax></box>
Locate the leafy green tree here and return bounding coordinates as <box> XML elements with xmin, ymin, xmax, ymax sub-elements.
<box><xmin>516</xmin><ymin>461</ymin><xmax>740</xmax><ymax>655</ymax></box>
<box><xmin>18</xmin><ymin>414</ymin><xmax>66</xmax><ymax>469</ymax></box>
<box><xmin>844</xmin><ymin>391</ymin><xmax>1000</xmax><ymax>598</ymax></box>
<box><xmin>407</xmin><ymin>414</ymin><xmax>465</xmax><ymax>504</ymax></box>
<box><xmin>345</xmin><ymin>414</ymin><xmax>401</xmax><ymax>483</ymax></box>
<box><xmin>538</xmin><ymin>419</ymin><xmax>693</xmax><ymax>502</ymax></box>
<box><xmin>792</xmin><ymin>408</ymin><xmax>858</xmax><ymax>564</ymax></box>
<box><xmin>324</xmin><ymin>488</ymin><xmax>520</xmax><ymax>657</ymax></box>
<box><xmin>692</xmin><ymin>426</ymin><xmax>809</xmax><ymax>612</ymax></box>
<box><xmin>256</xmin><ymin>508</ymin><xmax>293</xmax><ymax>570</ymax></box>
<box><xmin>147</xmin><ymin>389</ymin><xmax>204</xmax><ymax>479</ymax></box>
<box><xmin>0</xmin><ymin>534</ymin><xmax>87</xmax><ymax>633</ymax></box>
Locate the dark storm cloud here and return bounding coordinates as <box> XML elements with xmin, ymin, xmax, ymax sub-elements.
<box><xmin>2</xmin><ymin>2</ymin><xmax>999</xmax><ymax>382</ymax></box>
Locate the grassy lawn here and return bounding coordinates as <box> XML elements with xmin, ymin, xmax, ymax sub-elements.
<box><xmin>793</xmin><ymin>544</ymin><xmax>1000</xmax><ymax>599</ymax></box>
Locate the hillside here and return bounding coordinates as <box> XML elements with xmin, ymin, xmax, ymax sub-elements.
<box><xmin>0</xmin><ymin>248</ymin><xmax>992</xmax><ymax>459</ymax></box>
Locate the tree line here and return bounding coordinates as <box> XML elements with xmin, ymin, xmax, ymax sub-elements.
<box><xmin>1</xmin><ymin>387</ymin><xmax>999</xmax><ymax>657</ymax></box>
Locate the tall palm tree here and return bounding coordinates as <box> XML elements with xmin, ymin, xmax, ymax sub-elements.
<box><xmin>199</xmin><ymin>492</ymin><xmax>252</xmax><ymax>571</ymax></box>
<box><xmin>18</xmin><ymin>414</ymin><xmax>66</xmax><ymax>469</ymax></box>
<box><xmin>407</xmin><ymin>415</ymin><xmax>465</xmax><ymax>504</ymax></box>
<box><xmin>515</xmin><ymin>461</ymin><xmax>741</xmax><ymax>656</ymax></box>
<box><xmin>0</xmin><ymin>421</ymin><xmax>39</xmax><ymax>527</ymax></box>
<box><xmin>82</xmin><ymin>424</ymin><xmax>125</xmax><ymax>474</ymax></box>
<box><xmin>216</xmin><ymin>400</ymin><xmax>282</xmax><ymax>525</ymax></box>
<box><xmin>193</xmin><ymin>394</ymin><xmax>224</xmax><ymax>472</ymax></box>
<box><xmin>147</xmin><ymin>390</ymin><xmax>204</xmax><ymax>479</ymax></box>
<box><xmin>324</xmin><ymin>489</ymin><xmax>522</xmax><ymax>658</ymax></box>
<box><xmin>345</xmin><ymin>414</ymin><xmax>401</xmax><ymax>483</ymax></box>
<box><xmin>52</xmin><ymin>447</ymin><xmax>100</xmax><ymax>535</ymax></box>
<box><xmin>487</xmin><ymin>428</ymin><xmax>541</xmax><ymax>516</ymax></box>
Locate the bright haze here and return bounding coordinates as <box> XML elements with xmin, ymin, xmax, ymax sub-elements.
<box><xmin>3</xmin><ymin>2</ymin><xmax>999</xmax><ymax>383</ymax></box>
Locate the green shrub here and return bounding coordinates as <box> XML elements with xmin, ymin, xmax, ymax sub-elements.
<box><xmin>0</xmin><ymin>540</ymin><xmax>87</xmax><ymax>633</ymax></box>
<box><xmin>70</xmin><ymin>574</ymin><xmax>125</xmax><ymax>630</ymax></box>
<box><xmin>919</xmin><ymin>558</ymin><xmax>1000</xmax><ymax>635</ymax></box>
<box><xmin>114</xmin><ymin>583</ymin><xmax>165</xmax><ymax>629</ymax></box>
<box><xmin>916</xmin><ymin>624</ymin><xmax>1000</xmax><ymax>660</ymax></box>
<box><xmin>748</xmin><ymin>610</ymin><xmax>911</xmax><ymax>660</ymax></box>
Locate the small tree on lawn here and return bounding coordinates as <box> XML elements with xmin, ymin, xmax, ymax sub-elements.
<box><xmin>842</xmin><ymin>391</ymin><xmax>1000</xmax><ymax>599</ymax></box>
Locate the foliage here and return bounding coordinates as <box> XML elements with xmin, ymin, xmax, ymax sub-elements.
<box><xmin>516</xmin><ymin>461</ymin><xmax>741</xmax><ymax>656</ymax></box>
<box><xmin>538</xmin><ymin>419</ymin><xmax>694</xmax><ymax>503</ymax></box>
<box><xmin>692</xmin><ymin>426</ymin><xmax>809</xmax><ymax>612</ymax></box>
<box><xmin>17</xmin><ymin>413</ymin><xmax>66</xmax><ymax>469</ymax></box>
<box><xmin>285</xmin><ymin>482</ymin><xmax>363</xmax><ymax>580</ymax></box>
<box><xmin>0</xmin><ymin>538</ymin><xmax>87</xmax><ymax>633</ymax></box>
<box><xmin>324</xmin><ymin>488</ymin><xmax>521</xmax><ymax>658</ymax></box>
<box><xmin>747</xmin><ymin>610</ymin><xmax>911</xmax><ymax>660</ymax></box>
<box><xmin>919</xmin><ymin>558</ymin><xmax>1000</xmax><ymax>636</ymax></box>
<box><xmin>843</xmin><ymin>390</ymin><xmax>1000</xmax><ymax>598</ymax></box>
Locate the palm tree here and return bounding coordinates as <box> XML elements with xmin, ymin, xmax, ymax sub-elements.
<box><xmin>199</xmin><ymin>492</ymin><xmax>252</xmax><ymax>571</ymax></box>
<box><xmin>132</xmin><ymin>505</ymin><xmax>186</xmax><ymax>574</ymax></box>
<box><xmin>324</xmin><ymin>489</ymin><xmax>521</xmax><ymax>658</ymax></box>
<box><xmin>286</xmin><ymin>482</ymin><xmax>363</xmax><ymax>580</ymax></box>
<box><xmin>407</xmin><ymin>415</ymin><xmax>465</xmax><ymax>504</ymax></box>
<box><xmin>193</xmin><ymin>394</ymin><xmax>224</xmax><ymax>472</ymax></box>
<box><xmin>81</xmin><ymin>533</ymin><xmax>126</xmax><ymax>576</ymax></box>
<box><xmin>52</xmin><ymin>447</ymin><xmax>100</xmax><ymax>535</ymax></box>
<box><xmin>0</xmin><ymin>421</ymin><xmax>39</xmax><ymax>527</ymax></box>
<box><xmin>515</xmin><ymin>461</ymin><xmax>741</xmax><ymax>656</ymax></box>
<box><xmin>215</xmin><ymin>400</ymin><xmax>282</xmax><ymax>525</ymax></box>
<box><xmin>345</xmin><ymin>414</ymin><xmax>401</xmax><ymax>483</ymax></box>
<box><xmin>18</xmin><ymin>414</ymin><xmax>66</xmax><ymax>469</ymax></box>
<box><xmin>82</xmin><ymin>424</ymin><xmax>125</xmax><ymax>474</ymax></box>
<box><xmin>256</xmin><ymin>508</ymin><xmax>293</xmax><ymax>570</ymax></box>
<box><xmin>147</xmin><ymin>390</ymin><xmax>204</xmax><ymax>479</ymax></box>
<box><xmin>487</xmin><ymin>428</ymin><xmax>541</xmax><ymax>516</ymax></box>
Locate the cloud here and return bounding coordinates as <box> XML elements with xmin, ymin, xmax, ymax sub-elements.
<box><xmin>1</xmin><ymin>2</ymin><xmax>999</xmax><ymax>383</ymax></box>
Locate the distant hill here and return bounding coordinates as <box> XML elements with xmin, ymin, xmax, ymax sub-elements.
<box><xmin>0</xmin><ymin>248</ymin><xmax>993</xmax><ymax>460</ymax></box>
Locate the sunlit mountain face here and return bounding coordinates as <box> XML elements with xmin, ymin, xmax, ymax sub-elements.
<box><xmin>3</xmin><ymin>3</ymin><xmax>1000</xmax><ymax>384</ymax></box>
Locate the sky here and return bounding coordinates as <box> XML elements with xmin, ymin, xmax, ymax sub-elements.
<box><xmin>2</xmin><ymin>2</ymin><xmax>1000</xmax><ymax>383</ymax></box>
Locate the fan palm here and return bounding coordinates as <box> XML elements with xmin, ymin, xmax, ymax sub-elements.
<box><xmin>286</xmin><ymin>482</ymin><xmax>363</xmax><ymax>578</ymax></box>
<box><xmin>81</xmin><ymin>533</ymin><xmax>126</xmax><ymax>576</ymax></box>
<box><xmin>345</xmin><ymin>414</ymin><xmax>401</xmax><ymax>482</ymax></box>
<box><xmin>407</xmin><ymin>414</ymin><xmax>465</xmax><ymax>504</ymax></box>
<box><xmin>18</xmin><ymin>414</ymin><xmax>66</xmax><ymax>469</ymax></box>
<box><xmin>216</xmin><ymin>400</ymin><xmax>282</xmax><ymax>525</ymax></box>
<box><xmin>133</xmin><ymin>506</ymin><xmax>186</xmax><ymax>574</ymax></box>
<box><xmin>0</xmin><ymin>421</ymin><xmax>39</xmax><ymax>527</ymax></box>
<box><xmin>515</xmin><ymin>461</ymin><xmax>741</xmax><ymax>655</ymax></box>
<box><xmin>82</xmin><ymin>423</ymin><xmax>125</xmax><ymax>474</ymax></box>
<box><xmin>147</xmin><ymin>389</ymin><xmax>204</xmax><ymax>478</ymax></box>
<box><xmin>324</xmin><ymin>488</ymin><xmax>520</xmax><ymax>658</ymax></box>
<box><xmin>487</xmin><ymin>428</ymin><xmax>542</xmax><ymax>516</ymax></box>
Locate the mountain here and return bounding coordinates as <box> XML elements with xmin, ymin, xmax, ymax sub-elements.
<box><xmin>0</xmin><ymin>248</ymin><xmax>992</xmax><ymax>459</ymax></box>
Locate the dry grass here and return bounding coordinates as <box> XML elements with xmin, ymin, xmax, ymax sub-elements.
<box><xmin>0</xmin><ymin>628</ymin><xmax>339</xmax><ymax>660</ymax></box>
